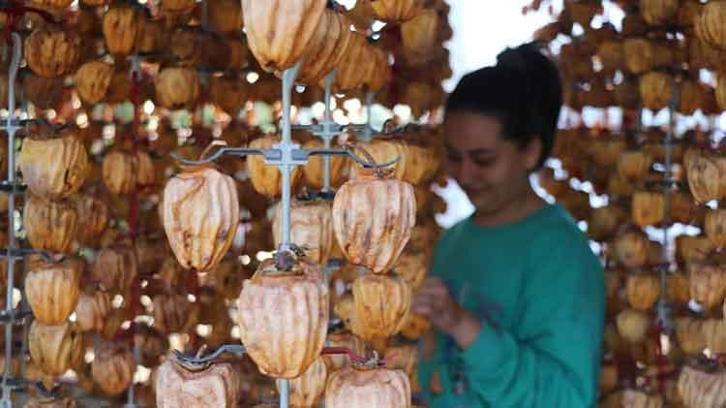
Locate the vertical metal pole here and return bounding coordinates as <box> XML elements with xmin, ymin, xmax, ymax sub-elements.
<box><xmin>201</xmin><ymin>0</ymin><xmax>209</xmax><ymax>29</ymax></box>
<box><xmin>656</xmin><ymin>85</ymin><xmax>677</xmax><ymax>332</ymax></box>
<box><xmin>2</xmin><ymin>33</ymin><xmax>22</xmax><ymax>407</ymax></box>
<box><xmin>125</xmin><ymin>343</ymin><xmax>141</xmax><ymax>408</ymax></box>
<box><xmin>321</xmin><ymin>70</ymin><xmax>336</xmax><ymax>193</ymax></box>
<box><xmin>362</xmin><ymin>90</ymin><xmax>375</xmax><ymax>142</ymax></box>
<box><xmin>278</xmin><ymin>62</ymin><xmax>301</xmax><ymax>408</ymax></box>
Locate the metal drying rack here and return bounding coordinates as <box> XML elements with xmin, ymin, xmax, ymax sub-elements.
<box><xmin>173</xmin><ymin>61</ymin><xmax>392</xmax><ymax>408</ymax></box>
<box><xmin>0</xmin><ymin>32</ymin><xmax>53</xmax><ymax>407</ymax></box>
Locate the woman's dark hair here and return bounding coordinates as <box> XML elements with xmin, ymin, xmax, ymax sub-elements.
<box><xmin>445</xmin><ymin>42</ymin><xmax>562</xmax><ymax>170</ymax></box>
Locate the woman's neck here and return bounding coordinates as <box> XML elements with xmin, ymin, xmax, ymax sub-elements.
<box><xmin>472</xmin><ymin>188</ymin><xmax>546</xmax><ymax>228</ymax></box>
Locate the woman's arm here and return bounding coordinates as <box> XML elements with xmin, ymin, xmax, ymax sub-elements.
<box><xmin>413</xmin><ymin>244</ymin><xmax>604</xmax><ymax>407</ymax></box>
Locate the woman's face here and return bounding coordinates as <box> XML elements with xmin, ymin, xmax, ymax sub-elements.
<box><xmin>443</xmin><ymin>112</ymin><xmax>541</xmax><ymax>216</ymax></box>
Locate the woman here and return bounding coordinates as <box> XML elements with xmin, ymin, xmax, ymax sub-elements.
<box><xmin>413</xmin><ymin>43</ymin><xmax>605</xmax><ymax>407</ymax></box>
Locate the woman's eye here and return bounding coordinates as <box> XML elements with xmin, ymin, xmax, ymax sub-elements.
<box><xmin>446</xmin><ymin>152</ymin><xmax>462</xmax><ymax>162</ymax></box>
<box><xmin>473</xmin><ymin>157</ymin><xmax>496</xmax><ymax>167</ymax></box>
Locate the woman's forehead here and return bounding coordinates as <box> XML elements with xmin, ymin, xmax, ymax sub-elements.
<box><xmin>444</xmin><ymin>112</ymin><xmax>505</xmax><ymax>151</ymax></box>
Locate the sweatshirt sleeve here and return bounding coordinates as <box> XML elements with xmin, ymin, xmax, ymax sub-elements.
<box><xmin>460</xmin><ymin>232</ymin><xmax>605</xmax><ymax>407</ymax></box>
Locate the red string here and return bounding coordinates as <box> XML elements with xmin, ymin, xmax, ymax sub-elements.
<box><xmin>320</xmin><ymin>347</ymin><xmax>371</xmax><ymax>365</ymax></box>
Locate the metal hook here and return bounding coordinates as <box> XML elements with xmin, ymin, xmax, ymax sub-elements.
<box><xmin>304</xmin><ymin>148</ymin><xmax>400</xmax><ymax>169</ymax></box>
<box><xmin>170</xmin><ymin>147</ymin><xmax>269</xmax><ymax>166</ymax></box>
<box><xmin>172</xmin><ymin>345</ymin><xmax>247</xmax><ymax>371</ymax></box>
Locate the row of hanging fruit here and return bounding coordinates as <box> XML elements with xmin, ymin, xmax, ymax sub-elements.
<box><xmin>2</xmin><ymin>0</ymin><xmax>451</xmax><ymax>406</ymax></box>
<box><xmin>531</xmin><ymin>0</ymin><xmax>725</xmax><ymax>407</ymax></box>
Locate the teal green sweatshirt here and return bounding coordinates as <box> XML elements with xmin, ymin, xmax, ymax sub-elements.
<box><xmin>417</xmin><ymin>204</ymin><xmax>605</xmax><ymax>408</ymax></box>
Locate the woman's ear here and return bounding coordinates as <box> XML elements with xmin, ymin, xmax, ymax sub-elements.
<box><xmin>524</xmin><ymin>136</ymin><xmax>542</xmax><ymax>172</ymax></box>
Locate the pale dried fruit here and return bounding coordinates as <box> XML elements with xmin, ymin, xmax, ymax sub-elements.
<box><xmin>399</xmin><ymin>312</ymin><xmax>431</xmax><ymax>340</ymax></box>
<box><xmin>333</xmin><ymin>169</ymin><xmax>416</xmax><ymax>273</ymax></box>
<box><xmin>207</xmin><ymin>0</ymin><xmax>243</xmax><ymax>35</ymax></box>
<box><xmin>156</xmin><ymin>68</ymin><xmax>200</xmax><ymax>110</ymax></box>
<box><xmin>676</xmin><ymin>235</ymin><xmax>714</xmax><ymax>263</ymax></box>
<box><xmin>29</xmin><ymin>0</ymin><xmax>72</xmax><ymax>9</ymax></box>
<box><xmin>666</xmin><ymin>272</ymin><xmax>690</xmax><ymax>305</ymax></box>
<box><xmin>599</xmin><ymin>363</ymin><xmax>618</xmax><ymax>395</ymax></box>
<box><xmin>210</xmin><ymin>258</ymin><xmax>245</xmax><ymax>300</ymax></box>
<box><xmin>156</xmin><ymin>355</ymin><xmax>240</xmax><ymax>408</ymax></box>
<box><xmin>152</xmin><ymin>292</ymin><xmax>198</xmax><ymax>334</ymax></box>
<box><xmin>92</xmin><ymin>342</ymin><xmax>134</xmax><ymax>396</ymax></box>
<box><xmin>159</xmin><ymin>0</ymin><xmax>195</xmax><ymax>12</ymax></box>
<box><xmin>617</xmin><ymin>151</ymin><xmax>652</xmax><ymax>183</ymax></box>
<box><xmin>613</xmin><ymin>230</ymin><xmax>649</xmax><ymax>270</ymax></box>
<box><xmin>704</xmin><ymin>209</ymin><xmax>726</xmax><ymax>247</ymax></box>
<box><xmin>25</xmin><ymin>28</ymin><xmax>80</xmax><ymax>78</ymax></box>
<box><xmin>23</xmin><ymin>395</ymin><xmax>77</xmax><ymax>408</ymax></box>
<box><xmin>639</xmin><ymin>71</ymin><xmax>674</xmax><ymax>111</ymax></box>
<box><xmin>24</xmin><ymin>195</ymin><xmax>78</xmax><ymax>254</ymax></box>
<box><xmin>588</xmin><ymin>206</ymin><xmax>625</xmax><ymax>242</ymax></box>
<box><xmin>272</xmin><ymin>200</ymin><xmax>333</xmax><ymax>265</ymax></box>
<box><xmin>135</xmin><ymin>150</ymin><xmax>156</xmax><ymax>187</ymax></box>
<box><xmin>163</xmin><ymin>165</ymin><xmax>239</xmax><ymax>271</ymax></box>
<box><xmin>401</xmin><ymin>142</ymin><xmax>440</xmax><ymax>186</ymax></box>
<box><xmin>695</xmin><ymin>1</ymin><xmax>726</xmax><ymax>50</ymax></box>
<box><xmin>597</xmin><ymin>40</ymin><xmax>624</xmax><ymax>73</ymax></box>
<box><xmin>136</xmin><ymin>16</ymin><xmax>167</xmax><ymax>54</ymax></box>
<box><xmin>23</xmin><ymin>74</ymin><xmax>64</xmax><ymax>110</ymax></box>
<box><xmin>394</xmin><ymin>251</ymin><xmax>427</xmax><ymax>291</ymax></box>
<box><xmin>631</xmin><ymin>191</ymin><xmax>664</xmax><ymax>227</ymax></box>
<box><xmin>625</xmin><ymin>273</ymin><xmax>660</xmax><ymax>311</ymax></box>
<box><xmin>209</xmin><ymin>75</ymin><xmax>247</xmax><ymax>116</ymax></box>
<box><xmin>624</xmin><ymin>38</ymin><xmax>655</xmax><ymax>75</ymax></box>
<box><xmin>671</xmin><ymin>192</ymin><xmax>698</xmax><ymax>224</ymax></box>
<box><xmin>102</xmin><ymin>6</ymin><xmax>139</xmax><ymax>56</ymax></box>
<box><xmin>134</xmin><ymin>324</ymin><xmax>168</xmax><ymax>367</ymax></box>
<box><xmin>603</xmin><ymin>390</ymin><xmax>663</xmax><ymax>408</ymax></box>
<box><xmin>297</xmin><ymin>10</ymin><xmax>353</xmax><ymax>85</ymax></box>
<box><xmin>74</xmin><ymin>60</ymin><xmax>113</xmax><ymax>104</ymax></box>
<box><xmin>688</xmin><ymin>261</ymin><xmax>726</xmax><ymax>310</ymax></box>
<box><xmin>679</xmin><ymin>79</ymin><xmax>714</xmax><ymax>115</ymax></box>
<box><xmin>333</xmin><ymin>34</ymin><xmax>376</xmax><ymax>92</ymax></box>
<box><xmin>352</xmin><ymin>274</ymin><xmax>411</xmax><ymax>341</ymax></box>
<box><xmin>241</xmin><ymin>0</ymin><xmax>327</xmax><ymax>71</ymax></box>
<box><xmin>74</xmin><ymin>290</ymin><xmax>111</xmax><ymax>332</ymax></box>
<box><xmin>675</xmin><ymin>317</ymin><xmax>706</xmax><ymax>355</ymax></box>
<box><xmin>102</xmin><ymin>150</ymin><xmax>136</xmax><ymax>195</ymax></box>
<box><xmin>400</xmin><ymin>9</ymin><xmax>439</xmax><ymax>66</ymax></box>
<box><xmin>677</xmin><ymin>366</ymin><xmax>726</xmax><ymax>408</ymax></box>
<box><xmin>616</xmin><ymin>308</ymin><xmax>650</xmax><ymax>344</ymax></box>
<box><xmin>641</xmin><ymin>0</ymin><xmax>679</xmax><ymax>26</ymax></box>
<box><xmin>281</xmin><ymin>357</ymin><xmax>327</xmax><ymax>407</ymax></box>
<box><xmin>19</xmin><ymin>131</ymin><xmax>89</xmax><ymax>200</ymax></box>
<box><xmin>236</xmin><ymin>258</ymin><xmax>328</xmax><ymax>378</ymax></box>
<box><xmin>28</xmin><ymin>321</ymin><xmax>82</xmax><ymax>377</ymax></box>
<box><xmin>701</xmin><ymin>318</ymin><xmax>726</xmax><ymax>354</ymax></box>
<box><xmin>25</xmin><ymin>257</ymin><xmax>82</xmax><ymax>325</ymax></box>
<box><xmin>370</xmin><ymin>0</ymin><xmax>422</xmax><ymax>22</ymax></box>
<box><xmin>685</xmin><ymin>150</ymin><xmax>721</xmax><ymax>203</ymax></box>
<box><xmin>91</xmin><ymin>246</ymin><xmax>138</xmax><ymax>293</ymax></box>
<box><xmin>72</xmin><ymin>193</ymin><xmax>109</xmax><ymax>247</ymax></box>
<box><xmin>325</xmin><ymin>366</ymin><xmax>411</xmax><ymax>408</ymax></box>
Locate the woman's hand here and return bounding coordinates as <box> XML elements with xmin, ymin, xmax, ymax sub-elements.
<box><xmin>412</xmin><ymin>277</ymin><xmax>482</xmax><ymax>349</ymax></box>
